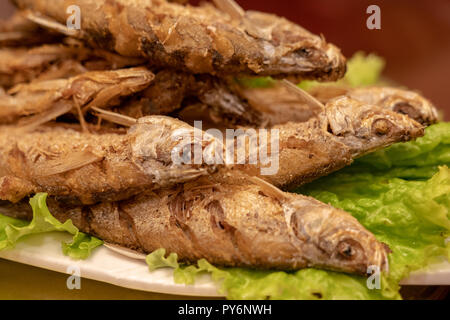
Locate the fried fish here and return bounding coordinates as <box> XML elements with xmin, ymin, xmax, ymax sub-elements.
<box><xmin>0</xmin><ymin>173</ymin><xmax>390</xmax><ymax>275</ymax></box>
<box><xmin>186</xmin><ymin>96</ymin><xmax>425</xmax><ymax>189</ymax></box>
<box><xmin>13</xmin><ymin>0</ymin><xmax>346</xmax><ymax>80</ymax></box>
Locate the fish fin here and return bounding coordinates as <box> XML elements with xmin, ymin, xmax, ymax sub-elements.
<box><xmin>212</xmin><ymin>0</ymin><xmax>245</xmax><ymax>19</ymax></box>
<box><xmin>32</xmin><ymin>151</ymin><xmax>103</xmax><ymax>177</ymax></box>
<box><xmin>17</xmin><ymin>100</ymin><xmax>73</xmax><ymax>132</ymax></box>
<box><xmin>22</xmin><ymin>10</ymin><xmax>80</xmax><ymax>37</ymax></box>
<box><xmin>248</xmin><ymin>176</ymin><xmax>287</xmax><ymax>202</ymax></box>
<box><xmin>104</xmin><ymin>242</ymin><xmax>147</xmax><ymax>260</ymax></box>
<box><xmin>281</xmin><ymin>79</ymin><xmax>325</xmax><ymax>111</ymax></box>
<box><xmin>91</xmin><ymin>107</ymin><xmax>137</xmax><ymax>127</ymax></box>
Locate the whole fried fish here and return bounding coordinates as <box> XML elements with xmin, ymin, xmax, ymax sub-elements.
<box><xmin>13</xmin><ymin>0</ymin><xmax>346</xmax><ymax>80</ymax></box>
<box><xmin>0</xmin><ymin>67</ymin><xmax>154</xmax><ymax>126</ymax></box>
<box><xmin>0</xmin><ymin>116</ymin><xmax>222</xmax><ymax>205</ymax></box>
<box><xmin>0</xmin><ymin>173</ymin><xmax>390</xmax><ymax>275</ymax></box>
<box><xmin>114</xmin><ymin>87</ymin><xmax>426</xmax><ymax>189</ymax></box>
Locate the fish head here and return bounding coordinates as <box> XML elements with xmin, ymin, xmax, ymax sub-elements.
<box><xmin>349</xmin><ymin>87</ymin><xmax>440</xmax><ymax>126</ymax></box>
<box><xmin>286</xmin><ymin>196</ymin><xmax>390</xmax><ymax>275</ymax></box>
<box><xmin>270</xmin><ymin>41</ymin><xmax>346</xmax><ymax>82</ymax></box>
<box><xmin>326</xmin><ymin>96</ymin><xmax>424</xmax><ymax>157</ymax></box>
<box><xmin>129</xmin><ymin>116</ymin><xmax>225</xmax><ymax>183</ymax></box>
<box><xmin>244</xmin><ymin>11</ymin><xmax>347</xmax><ymax>81</ymax></box>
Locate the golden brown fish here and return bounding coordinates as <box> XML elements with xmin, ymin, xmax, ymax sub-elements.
<box><xmin>113</xmin><ymin>88</ymin><xmax>427</xmax><ymax>190</ymax></box>
<box><xmin>0</xmin><ymin>116</ymin><xmax>222</xmax><ymax>205</ymax></box>
<box><xmin>13</xmin><ymin>0</ymin><xmax>346</xmax><ymax>80</ymax></box>
<box><xmin>183</xmin><ymin>96</ymin><xmax>425</xmax><ymax>189</ymax></box>
<box><xmin>0</xmin><ymin>173</ymin><xmax>390</xmax><ymax>275</ymax></box>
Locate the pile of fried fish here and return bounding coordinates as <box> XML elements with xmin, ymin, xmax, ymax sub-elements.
<box><xmin>0</xmin><ymin>0</ymin><xmax>440</xmax><ymax>276</ymax></box>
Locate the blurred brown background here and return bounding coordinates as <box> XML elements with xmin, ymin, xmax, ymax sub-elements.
<box><xmin>1</xmin><ymin>0</ymin><xmax>449</xmax><ymax>119</ymax></box>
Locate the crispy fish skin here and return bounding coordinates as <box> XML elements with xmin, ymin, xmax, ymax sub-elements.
<box><xmin>14</xmin><ymin>0</ymin><xmax>346</xmax><ymax>80</ymax></box>
<box><xmin>0</xmin><ymin>42</ymin><xmax>146</xmax><ymax>88</ymax></box>
<box><xmin>0</xmin><ymin>67</ymin><xmax>154</xmax><ymax>124</ymax></box>
<box><xmin>309</xmin><ymin>86</ymin><xmax>440</xmax><ymax>126</ymax></box>
<box><xmin>345</xmin><ymin>87</ymin><xmax>439</xmax><ymax>126</ymax></box>
<box><xmin>117</xmin><ymin>69</ymin><xmax>194</xmax><ymax>118</ymax></box>
<box><xmin>190</xmin><ymin>74</ymin><xmax>265</xmax><ymax>126</ymax></box>
<box><xmin>117</xmin><ymin>70</ymin><xmax>265</xmax><ymax>126</ymax></box>
<box><xmin>231</xmin><ymin>118</ymin><xmax>353</xmax><ymax>189</ymax></box>
<box><xmin>0</xmin><ymin>173</ymin><xmax>390</xmax><ymax>274</ymax></box>
<box><xmin>0</xmin><ymin>116</ymin><xmax>222</xmax><ymax>205</ymax></box>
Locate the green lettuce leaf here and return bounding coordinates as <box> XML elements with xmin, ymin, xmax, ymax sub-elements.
<box><xmin>146</xmin><ymin>123</ymin><xmax>450</xmax><ymax>300</ymax></box>
<box><xmin>146</xmin><ymin>248</ymin><xmax>180</xmax><ymax>271</ymax></box>
<box><xmin>234</xmin><ymin>76</ymin><xmax>275</xmax><ymax>88</ymax></box>
<box><xmin>0</xmin><ymin>193</ymin><xmax>102</xmax><ymax>259</ymax></box>
<box><xmin>342</xmin><ymin>51</ymin><xmax>386</xmax><ymax>87</ymax></box>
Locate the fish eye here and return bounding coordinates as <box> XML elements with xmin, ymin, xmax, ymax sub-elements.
<box><xmin>336</xmin><ymin>239</ymin><xmax>363</xmax><ymax>260</ymax></box>
<box><xmin>294</xmin><ymin>48</ymin><xmax>312</xmax><ymax>58</ymax></box>
<box><xmin>372</xmin><ymin>119</ymin><xmax>392</xmax><ymax>136</ymax></box>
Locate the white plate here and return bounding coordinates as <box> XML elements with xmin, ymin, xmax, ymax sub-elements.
<box><xmin>0</xmin><ymin>232</ymin><xmax>449</xmax><ymax>297</ymax></box>
<box><xmin>0</xmin><ymin>232</ymin><xmax>221</xmax><ymax>297</ymax></box>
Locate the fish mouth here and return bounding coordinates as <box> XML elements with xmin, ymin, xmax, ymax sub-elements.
<box><xmin>327</xmin><ymin>237</ymin><xmax>390</xmax><ymax>275</ymax></box>
<box><xmin>265</xmin><ymin>43</ymin><xmax>347</xmax><ymax>81</ymax></box>
<box><xmin>391</xmin><ymin>101</ymin><xmax>439</xmax><ymax>126</ymax></box>
<box><xmin>348</xmin><ymin>115</ymin><xmax>424</xmax><ymax>157</ymax></box>
<box><xmin>315</xmin><ymin>221</ymin><xmax>391</xmax><ymax>275</ymax></box>
<box><xmin>370</xmin><ymin>114</ymin><xmax>425</xmax><ymax>143</ymax></box>
<box><xmin>360</xmin><ymin>240</ymin><xmax>391</xmax><ymax>274</ymax></box>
